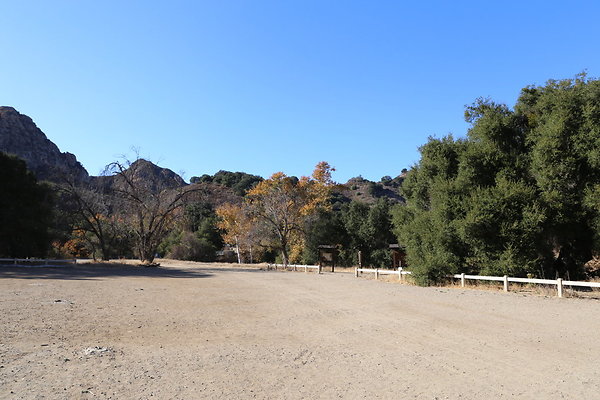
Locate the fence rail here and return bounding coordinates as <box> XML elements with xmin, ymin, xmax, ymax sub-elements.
<box><xmin>449</xmin><ymin>273</ymin><xmax>600</xmax><ymax>297</ymax></box>
<box><xmin>0</xmin><ymin>258</ymin><xmax>76</xmax><ymax>267</ymax></box>
<box><xmin>269</xmin><ymin>263</ymin><xmax>600</xmax><ymax>298</ymax></box>
<box><xmin>355</xmin><ymin>267</ymin><xmax>412</xmax><ymax>281</ymax></box>
<box><xmin>563</xmin><ymin>280</ymin><xmax>600</xmax><ymax>288</ymax></box>
<box><xmin>352</xmin><ymin>268</ymin><xmax>599</xmax><ymax>298</ymax></box>
<box><xmin>267</xmin><ymin>263</ymin><xmax>321</xmax><ymax>272</ymax></box>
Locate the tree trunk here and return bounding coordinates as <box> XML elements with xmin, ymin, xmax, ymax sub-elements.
<box><xmin>235</xmin><ymin>235</ymin><xmax>241</xmax><ymax>264</ymax></box>
<box><xmin>86</xmin><ymin>237</ymin><xmax>97</xmax><ymax>261</ymax></box>
<box><xmin>99</xmin><ymin>239</ymin><xmax>110</xmax><ymax>261</ymax></box>
<box><xmin>278</xmin><ymin>232</ymin><xmax>289</xmax><ymax>266</ymax></box>
<box><xmin>281</xmin><ymin>246</ymin><xmax>289</xmax><ymax>266</ymax></box>
<box><xmin>138</xmin><ymin>236</ymin><xmax>155</xmax><ymax>264</ymax></box>
<box><xmin>140</xmin><ymin>250</ymin><xmax>155</xmax><ymax>264</ymax></box>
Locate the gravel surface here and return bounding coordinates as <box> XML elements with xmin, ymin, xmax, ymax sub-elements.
<box><xmin>1</xmin><ymin>260</ymin><xmax>599</xmax><ymax>399</ymax></box>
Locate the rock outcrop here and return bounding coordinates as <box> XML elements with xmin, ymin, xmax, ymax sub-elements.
<box><xmin>0</xmin><ymin>106</ymin><xmax>89</xmax><ymax>182</ymax></box>
<box><xmin>92</xmin><ymin>158</ymin><xmax>187</xmax><ymax>194</ymax></box>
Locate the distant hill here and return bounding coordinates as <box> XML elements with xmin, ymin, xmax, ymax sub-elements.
<box><xmin>0</xmin><ymin>106</ymin><xmax>88</xmax><ymax>182</ymax></box>
<box><xmin>190</xmin><ymin>170</ymin><xmax>263</xmax><ymax>196</ymax></box>
<box><xmin>189</xmin><ymin>170</ymin><xmax>407</xmax><ymax>206</ymax></box>
<box><xmin>92</xmin><ymin>158</ymin><xmax>187</xmax><ymax>193</ymax></box>
<box><xmin>334</xmin><ymin>174</ymin><xmax>405</xmax><ymax>206</ymax></box>
<box><xmin>0</xmin><ymin>107</ymin><xmax>189</xmax><ymax>193</ymax></box>
<box><xmin>0</xmin><ymin>106</ymin><xmax>407</xmax><ymax>205</ymax></box>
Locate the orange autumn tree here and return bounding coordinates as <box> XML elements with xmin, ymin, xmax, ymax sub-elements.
<box><xmin>245</xmin><ymin>162</ymin><xmax>335</xmax><ymax>265</ymax></box>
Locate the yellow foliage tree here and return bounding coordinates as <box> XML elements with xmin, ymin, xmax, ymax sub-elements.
<box><xmin>245</xmin><ymin>162</ymin><xmax>335</xmax><ymax>265</ymax></box>
<box><xmin>216</xmin><ymin>203</ymin><xmax>255</xmax><ymax>263</ymax></box>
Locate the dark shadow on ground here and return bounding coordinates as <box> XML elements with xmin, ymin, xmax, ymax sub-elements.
<box><xmin>186</xmin><ymin>266</ymin><xmax>270</xmax><ymax>274</ymax></box>
<box><xmin>0</xmin><ymin>263</ymin><xmax>214</xmax><ymax>281</ymax></box>
<box><xmin>156</xmin><ymin>261</ymin><xmax>274</xmax><ymax>274</ymax></box>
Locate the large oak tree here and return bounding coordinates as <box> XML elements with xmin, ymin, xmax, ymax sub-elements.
<box><xmin>393</xmin><ymin>74</ymin><xmax>600</xmax><ymax>284</ymax></box>
<box><xmin>0</xmin><ymin>152</ymin><xmax>53</xmax><ymax>258</ymax></box>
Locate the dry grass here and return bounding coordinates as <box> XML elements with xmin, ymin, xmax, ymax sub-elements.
<box><xmin>444</xmin><ymin>278</ymin><xmax>600</xmax><ymax>299</ymax></box>
<box><xmin>329</xmin><ymin>267</ymin><xmax>600</xmax><ymax>300</ymax></box>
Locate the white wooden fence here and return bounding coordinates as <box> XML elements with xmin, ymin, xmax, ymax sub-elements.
<box><xmin>355</xmin><ymin>267</ymin><xmax>412</xmax><ymax>281</ymax></box>
<box><xmin>352</xmin><ymin>268</ymin><xmax>600</xmax><ymax>298</ymax></box>
<box><xmin>267</xmin><ymin>263</ymin><xmax>321</xmax><ymax>273</ymax></box>
<box><xmin>0</xmin><ymin>258</ymin><xmax>77</xmax><ymax>267</ymax></box>
<box><xmin>449</xmin><ymin>273</ymin><xmax>600</xmax><ymax>298</ymax></box>
<box><xmin>268</xmin><ymin>263</ymin><xmax>600</xmax><ymax>299</ymax></box>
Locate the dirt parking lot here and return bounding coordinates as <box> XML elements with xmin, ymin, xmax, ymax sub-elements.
<box><xmin>1</xmin><ymin>260</ymin><xmax>600</xmax><ymax>399</ymax></box>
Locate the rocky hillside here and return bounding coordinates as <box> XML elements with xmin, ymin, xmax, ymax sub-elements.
<box><xmin>335</xmin><ymin>175</ymin><xmax>405</xmax><ymax>206</ymax></box>
<box><xmin>0</xmin><ymin>107</ymin><xmax>189</xmax><ymax>194</ymax></box>
<box><xmin>91</xmin><ymin>158</ymin><xmax>187</xmax><ymax>196</ymax></box>
<box><xmin>0</xmin><ymin>106</ymin><xmax>89</xmax><ymax>182</ymax></box>
<box><xmin>1</xmin><ymin>107</ymin><xmax>407</xmax><ymax>205</ymax></box>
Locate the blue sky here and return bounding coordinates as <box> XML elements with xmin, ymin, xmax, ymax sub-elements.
<box><xmin>1</xmin><ymin>1</ymin><xmax>599</xmax><ymax>182</ymax></box>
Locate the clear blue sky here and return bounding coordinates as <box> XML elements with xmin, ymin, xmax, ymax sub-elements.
<box><xmin>1</xmin><ymin>1</ymin><xmax>599</xmax><ymax>182</ymax></box>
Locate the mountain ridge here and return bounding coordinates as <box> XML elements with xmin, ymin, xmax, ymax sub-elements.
<box><xmin>0</xmin><ymin>106</ymin><xmax>89</xmax><ymax>182</ymax></box>
<box><xmin>0</xmin><ymin>106</ymin><xmax>405</xmax><ymax>203</ymax></box>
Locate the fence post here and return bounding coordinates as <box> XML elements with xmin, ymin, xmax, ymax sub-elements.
<box><xmin>355</xmin><ymin>267</ymin><xmax>358</xmax><ymax>278</ymax></box>
<box><xmin>318</xmin><ymin>265</ymin><xmax>322</xmax><ymax>274</ymax></box>
<box><xmin>461</xmin><ymin>273</ymin><xmax>465</xmax><ymax>287</ymax></box>
<box><xmin>503</xmin><ymin>275</ymin><xmax>509</xmax><ymax>292</ymax></box>
<box><xmin>557</xmin><ymin>278</ymin><xmax>563</xmax><ymax>298</ymax></box>
<box><xmin>375</xmin><ymin>269</ymin><xmax>379</xmax><ymax>280</ymax></box>
<box><xmin>304</xmin><ymin>265</ymin><xmax>307</xmax><ymax>273</ymax></box>
<box><xmin>398</xmin><ymin>267</ymin><xmax>402</xmax><ymax>282</ymax></box>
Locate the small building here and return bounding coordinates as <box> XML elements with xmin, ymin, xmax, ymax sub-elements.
<box><xmin>318</xmin><ymin>245</ymin><xmax>338</xmax><ymax>272</ymax></box>
<box><xmin>389</xmin><ymin>244</ymin><xmax>407</xmax><ymax>268</ymax></box>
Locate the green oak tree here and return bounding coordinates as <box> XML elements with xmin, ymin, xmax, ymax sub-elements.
<box><xmin>393</xmin><ymin>74</ymin><xmax>600</xmax><ymax>284</ymax></box>
<box><xmin>0</xmin><ymin>152</ymin><xmax>54</xmax><ymax>258</ymax></box>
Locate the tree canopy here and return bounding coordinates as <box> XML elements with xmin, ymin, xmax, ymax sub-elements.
<box><xmin>0</xmin><ymin>152</ymin><xmax>53</xmax><ymax>257</ymax></box>
<box><xmin>243</xmin><ymin>162</ymin><xmax>335</xmax><ymax>265</ymax></box>
<box><xmin>393</xmin><ymin>74</ymin><xmax>600</xmax><ymax>284</ymax></box>
<box><xmin>190</xmin><ymin>170</ymin><xmax>263</xmax><ymax>196</ymax></box>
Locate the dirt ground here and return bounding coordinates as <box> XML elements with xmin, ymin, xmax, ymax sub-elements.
<box><xmin>1</xmin><ymin>260</ymin><xmax>600</xmax><ymax>399</ymax></box>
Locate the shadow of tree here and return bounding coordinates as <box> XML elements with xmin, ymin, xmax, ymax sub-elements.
<box><xmin>0</xmin><ymin>263</ymin><xmax>214</xmax><ymax>280</ymax></box>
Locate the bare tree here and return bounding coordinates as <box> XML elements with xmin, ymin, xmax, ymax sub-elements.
<box><xmin>105</xmin><ymin>156</ymin><xmax>196</xmax><ymax>265</ymax></box>
<box><xmin>58</xmin><ymin>178</ymin><xmax>116</xmax><ymax>260</ymax></box>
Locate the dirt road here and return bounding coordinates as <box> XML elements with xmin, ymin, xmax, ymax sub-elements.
<box><xmin>1</xmin><ymin>261</ymin><xmax>599</xmax><ymax>399</ymax></box>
